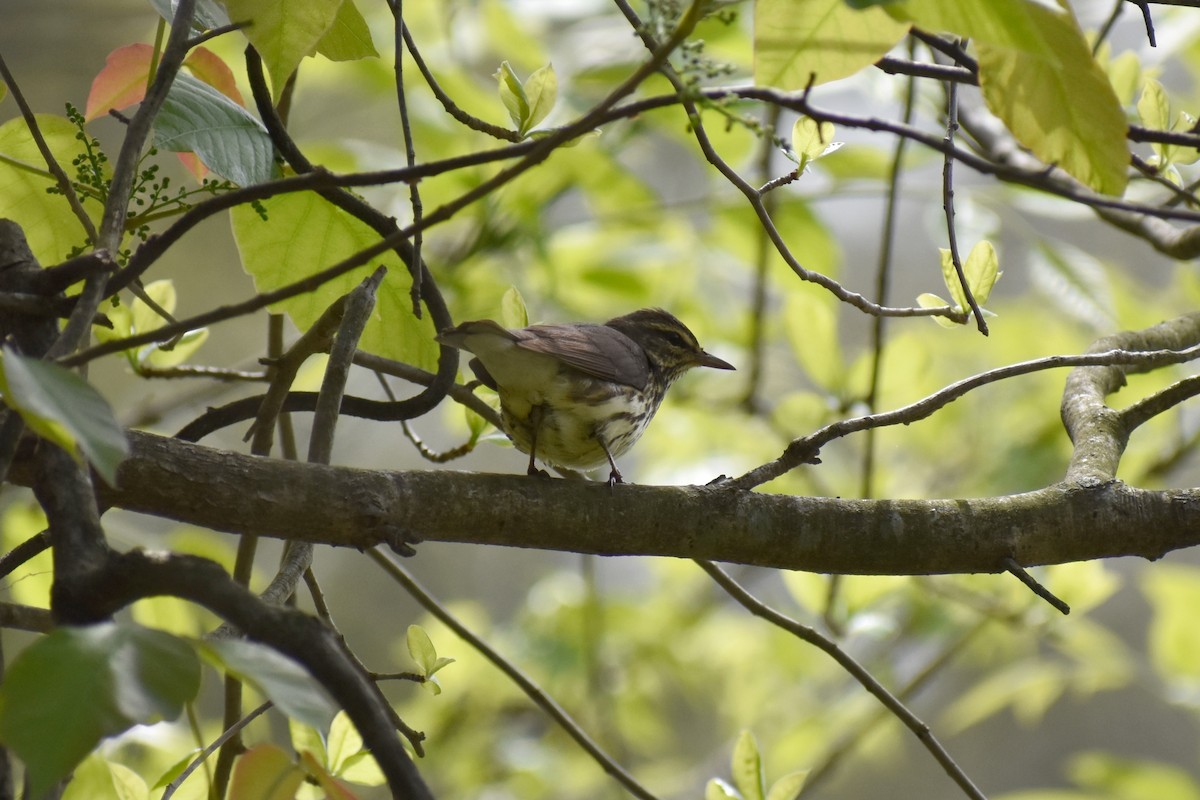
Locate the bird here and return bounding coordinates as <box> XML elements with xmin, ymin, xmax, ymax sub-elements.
<box><xmin>436</xmin><ymin>308</ymin><xmax>734</xmax><ymax>485</ymax></box>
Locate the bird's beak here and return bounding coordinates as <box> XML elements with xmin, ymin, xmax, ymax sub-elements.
<box><xmin>695</xmin><ymin>350</ymin><xmax>735</xmax><ymax>370</ymax></box>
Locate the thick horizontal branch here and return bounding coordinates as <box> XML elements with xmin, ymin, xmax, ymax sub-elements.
<box><xmin>24</xmin><ymin>432</ymin><xmax>1198</xmax><ymax>576</ymax></box>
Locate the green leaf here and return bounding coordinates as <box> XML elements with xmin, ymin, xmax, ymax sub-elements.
<box><xmin>0</xmin><ymin>622</ymin><xmax>200</xmax><ymax>799</ymax></box>
<box><xmin>754</xmin><ymin>0</ymin><xmax>910</xmax><ymax>88</ymax></box>
<box><xmin>766</xmin><ymin>770</ymin><xmax>809</xmax><ymax>800</ymax></box>
<box><xmin>895</xmin><ymin>0</ymin><xmax>1128</xmax><ymax>195</ymax></box>
<box><xmin>938</xmin><ymin>248</ymin><xmax>967</xmax><ymax>311</ymax></box>
<box><xmin>200</xmin><ymin>638</ymin><xmax>338</xmax><ymax>733</ymax></box>
<box><xmin>221</xmin><ymin>0</ymin><xmax>342</xmax><ymax>99</ymax></box>
<box><xmin>916</xmin><ymin>292</ymin><xmax>961</xmax><ymax>328</ymax></box>
<box><xmin>296</xmin><ymin>711</ymin><xmax>387</xmax><ymax>786</ymax></box>
<box><xmin>963</xmin><ymin>240</ymin><xmax>1000</xmax><ymax>306</ymax></box>
<box><xmin>500</xmin><ymin>285</ymin><xmax>529</xmax><ymax>329</ymax></box>
<box><xmin>314</xmin><ymin>0</ymin><xmax>379</xmax><ymax>61</ymax></box>
<box><xmin>789</xmin><ymin>116</ymin><xmax>840</xmax><ymax>172</ymax></box>
<box><xmin>141</xmin><ymin>328</ymin><xmax>210</xmax><ymax>369</ymax></box>
<box><xmin>707</xmin><ymin>778</ymin><xmax>743</xmax><ymax>800</ymax></box>
<box><xmin>1137</xmin><ymin>77</ymin><xmax>1169</xmax><ymax>132</ymax></box>
<box><xmin>407</xmin><ymin>624</ymin><xmax>437</xmax><ymax>676</ymax></box>
<box><xmin>0</xmin><ymin>114</ymin><xmax>98</xmax><ymax>264</ymax></box>
<box><xmin>0</xmin><ymin>346</ymin><xmax>129</xmax><ymax>486</ymax></box>
<box><xmin>63</xmin><ymin>754</ymin><xmax>150</xmax><ymax>800</ymax></box>
<box><xmin>731</xmin><ymin>730</ymin><xmax>765</xmax><ymax>800</ymax></box>
<box><xmin>495</xmin><ymin>61</ymin><xmax>529</xmax><ymax>132</ymax></box>
<box><xmin>156</xmin><ymin>71</ymin><xmax>278</xmax><ymax>186</ymax></box>
<box><xmin>521</xmin><ymin>63</ymin><xmax>557</xmax><ymax>136</ymax></box>
<box><xmin>229</xmin><ymin>190</ymin><xmax>439</xmax><ymax>369</ymax></box>
<box><xmin>1137</xmin><ymin>79</ymin><xmax>1200</xmax><ymax>167</ymax></box>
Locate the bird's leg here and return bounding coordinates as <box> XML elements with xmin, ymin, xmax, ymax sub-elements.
<box><xmin>527</xmin><ymin>406</ymin><xmax>550</xmax><ymax>478</ymax></box>
<box><xmin>598</xmin><ymin>436</ymin><xmax>624</xmax><ymax>488</ymax></box>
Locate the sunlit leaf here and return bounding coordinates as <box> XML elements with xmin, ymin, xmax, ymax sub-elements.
<box><xmin>407</xmin><ymin>624</ymin><xmax>437</xmax><ymax>676</ymax></box>
<box><xmin>755</xmin><ymin>0</ymin><xmax>909</xmax><ymax>88</ymax></box>
<box><xmin>521</xmin><ymin>63</ymin><xmax>558</xmax><ymax>135</ymax></box>
<box><xmin>896</xmin><ymin>0</ymin><xmax>1128</xmax><ymax>194</ymax></box>
<box><xmin>62</xmin><ymin>754</ymin><xmax>150</xmax><ymax>800</ymax></box>
<box><xmin>964</xmin><ymin>240</ymin><xmax>1000</xmax><ymax>307</ymax></box>
<box><xmin>495</xmin><ymin>61</ymin><xmax>529</xmax><ymax>132</ymax></box>
<box><xmin>315</xmin><ymin>0</ymin><xmax>379</xmax><ymax>61</ymax></box>
<box><xmin>0</xmin><ymin>114</ymin><xmax>98</xmax><ymax>264</ymax></box>
<box><xmin>85</xmin><ymin>43</ymin><xmax>156</xmax><ymax>122</ymax></box>
<box><xmin>230</xmin><ymin>190</ymin><xmax>439</xmax><ymax>369</ymax></box>
<box><xmin>731</xmin><ymin>730</ymin><xmax>765</xmax><ymax>800</ymax></box>
<box><xmin>500</xmin><ymin>285</ymin><xmax>529</xmax><ymax>329</ymax></box>
<box><xmin>766</xmin><ymin>770</ymin><xmax>809</xmax><ymax>800</ymax></box>
<box><xmin>221</xmin><ymin>0</ymin><xmax>342</xmax><ymax>99</ymax></box>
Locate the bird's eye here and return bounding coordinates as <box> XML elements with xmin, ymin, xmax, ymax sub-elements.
<box><xmin>662</xmin><ymin>330</ymin><xmax>689</xmax><ymax>349</ymax></box>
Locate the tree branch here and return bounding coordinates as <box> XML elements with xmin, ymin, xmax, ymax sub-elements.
<box><xmin>7</xmin><ymin>431</ymin><xmax>1196</xmax><ymax>575</ymax></box>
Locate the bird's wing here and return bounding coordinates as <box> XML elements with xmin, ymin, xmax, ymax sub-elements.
<box><xmin>514</xmin><ymin>323</ymin><xmax>650</xmax><ymax>390</ymax></box>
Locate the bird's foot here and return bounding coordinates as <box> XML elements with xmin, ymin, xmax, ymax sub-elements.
<box><xmin>527</xmin><ymin>466</ymin><xmax>552</xmax><ymax>479</ymax></box>
<box><xmin>606</xmin><ymin>468</ymin><xmax>624</xmax><ymax>492</ymax></box>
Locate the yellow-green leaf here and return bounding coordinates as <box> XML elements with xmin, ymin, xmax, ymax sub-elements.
<box><xmin>731</xmin><ymin>731</ymin><xmax>765</xmax><ymax>800</ymax></box>
<box><xmin>754</xmin><ymin>0</ymin><xmax>910</xmax><ymax>88</ymax></box>
<box><xmin>0</xmin><ymin>115</ymin><xmax>98</xmax><ymax>264</ymax></box>
<box><xmin>406</xmin><ymin>624</ymin><xmax>437</xmax><ymax>676</ymax></box>
<box><xmin>500</xmin><ymin>285</ymin><xmax>529</xmax><ymax>329</ymax></box>
<box><xmin>790</xmin><ymin>116</ymin><xmax>837</xmax><ymax>172</ymax></box>
<box><xmin>314</xmin><ymin>0</ymin><xmax>378</xmax><ymax>61</ymax></box>
<box><xmin>766</xmin><ymin>770</ymin><xmax>809</xmax><ymax>800</ymax></box>
<box><xmin>896</xmin><ymin>0</ymin><xmax>1128</xmax><ymax>195</ymax></box>
<box><xmin>221</xmin><ymin>0</ymin><xmax>342</xmax><ymax>99</ymax></box>
<box><xmin>963</xmin><ymin>240</ymin><xmax>1000</xmax><ymax>306</ymax></box>
<box><xmin>917</xmin><ymin>292</ymin><xmax>960</xmax><ymax>328</ymax></box>
<box><xmin>522</xmin><ymin>63</ymin><xmax>557</xmax><ymax>135</ymax></box>
<box><xmin>229</xmin><ymin>191</ymin><xmax>438</xmax><ymax>369</ymax></box>
<box><xmin>495</xmin><ymin>61</ymin><xmax>528</xmax><ymax>132</ymax></box>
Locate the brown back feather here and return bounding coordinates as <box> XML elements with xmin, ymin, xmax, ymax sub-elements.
<box><xmin>512</xmin><ymin>323</ymin><xmax>650</xmax><ymax>390</ymax></box>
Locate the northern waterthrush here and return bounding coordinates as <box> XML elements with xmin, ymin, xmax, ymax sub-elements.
<box><xmin>437</xmin><ymin>308</ymin><xmax>734</xmax><ymax>484</ymax></box>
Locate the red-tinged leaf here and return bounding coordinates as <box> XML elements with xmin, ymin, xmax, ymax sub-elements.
<box><xmin>176</xmin><ymin>151</ymin><xmax>209</xmax><ymax>181</ymax></box>
<box><xmin>184</xmin><ymin>46</ymin><xmax>245</xmax><ymax>106</ymax></box>
<box><xmin>228</xmin><ymin>744</ymin><xmax>306</xmax><ymax>800</ymax></box>
<box><xmin>299</xmin><ymin>750</ymin><xmax>360</xmax><ymax>800</ymax></box>
<box><xmin>85</xmin><ymin>43</ymin><xmax>153</xmax><ymax>121</ymax></box>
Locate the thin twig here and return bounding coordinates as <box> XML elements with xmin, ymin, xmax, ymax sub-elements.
<box><xmin>733</xmin><ymin>342</ymin><xmax>1200</xmax><ymax>489</ymax></box>
<box><xmin>370</xmin><ymin>548</ymin><xmax>662</xmax><ymax>800</ymax></box>
<box><xmin>161</xmin><ymin>703</ymin><xmax>272</xmax><ymax>799</ymax></box>
<box><xmin>1002</xmin><ymin>558</ymin><xmax>1070</xmax><ymax>615</ymax></box>
<box><xmin>941</xmin><ymin>61</ymin><xmax>988</xmax><ymax>334</ymax></box>
<box><xmin>697</xmin><ymin>561</ymin><xmax>988</xmax><ymax>800</ymax></box>
<box><xmin>0</xmin><ymin>53</ymin><xmax>97</xmax><ymax>244</ymax></box>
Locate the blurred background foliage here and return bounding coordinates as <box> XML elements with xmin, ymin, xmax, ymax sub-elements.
<box><xmin>3</xmin><ymin>1</ymin><xmax>1200</xmax><ymax>798</ymax></box>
